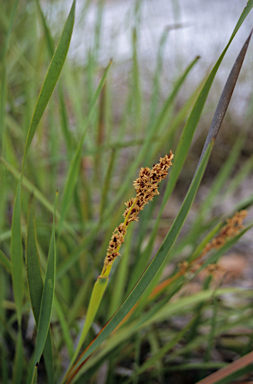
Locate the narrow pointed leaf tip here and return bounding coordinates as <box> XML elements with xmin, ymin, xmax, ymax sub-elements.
<box><xmin>199</xmin><ymin>30</ymin><xmax>252</xmax><ymax>165</ymax></box>
<box><xmin>22</xmin><ymin>0</ymin><xmax>76</xmax><ymax>168</ymax></box>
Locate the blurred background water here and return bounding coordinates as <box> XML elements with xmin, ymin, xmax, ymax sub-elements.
<box><xmin>43</xmin><ymin>0</ymin><xmax>253</xmax><ymax>119</ymax></box>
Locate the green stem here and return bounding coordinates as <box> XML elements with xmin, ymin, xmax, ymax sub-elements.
<box><xmin>64</xmin><ymin>275</ymin><xmax>108</xmax><ymax>380</ymax></box>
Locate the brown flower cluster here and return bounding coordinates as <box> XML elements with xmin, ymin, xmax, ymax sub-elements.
<box><xmin>201</xmin><ymin>210</ymin><xmax>248</xmax><ymax>258</ymax></box>
<box><xmin>178</xmin><ymin>210</ymin><xmax>248</xmax><ymax>278</ymax></box>
<box><xmin>104</xmin><ymin>223</ymin><xmax>127</xmax><ymax>265</ymax></box>
<box><xmin>102</xmin><ymin>152</ymin><xmax>174</xmax><ymax>272</ymax></box>
<box><xmin>124</xmin><ymin>152</ymin><xmax>174</xmax><ymax>225</ymax></box>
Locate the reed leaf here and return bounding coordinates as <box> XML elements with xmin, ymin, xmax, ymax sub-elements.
<box><xmin>22</xmin><ymin>0</ymin><xmax>76</xmax><ymax>168</ymax></box>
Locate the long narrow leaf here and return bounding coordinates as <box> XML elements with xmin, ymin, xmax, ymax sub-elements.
<box><xmin>36</xmin><ymin>0</ymin><xmax>73</xmax><ymax>153</ymax></box>
<box><xmin>198</xmin><ymin>31</ymin><xmax>252</xmax><ymax>164</ymax></box>
<box><xmin>13</xmin><ymin>331</ymin><xmax>23</xmax><ymax>384</ymax></box>
<box><xmin>11</xmin><ymin>179</ymin><xmax>23</xmax><ymax>325</ymax></box>
<box><xmin>22</xmin><ymin>0</ymin><xmax>76</xmax><ymax>168</ymax></box>
<box><xmin>0</xmin><ymin>249</ymin><xmax>11</xmax><ymax>272</ymax></box>
<box><xmin>26</xmin><ymin>198</ymin><xmax>43</xmax><ymax>320</ymax></box>
<box><xmin>26</xmin><ymin>197</ymin><xmax>54</xmax><ymax>383</ymax></box>
<box><xmin>32</xmin><ymin>193</ymin><xmax>57</xmax><ymax>371</ymax></box>
<box><xmin>0</xmin><ymin>0</ymin><xmax>20</xmax><ymax>151</ymax></box>
<box><xmin>195</xmin><ymin>351</ymin><xmax>253</xmax><ymax>384</ymax></box>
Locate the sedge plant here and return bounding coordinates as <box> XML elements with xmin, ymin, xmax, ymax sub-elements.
<box><xmin>1</xmin><ymin>1</ymin><xmax>253</xmax><ymax>384</ymax></box>
<box><xmin>67</xmin><ymin>153</ymin><xmax>174</xmax><ymax>372</ymax></box>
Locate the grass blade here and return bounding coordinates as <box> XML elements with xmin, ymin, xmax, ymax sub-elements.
<box><xmin>22</xmin><ymin>0</ymin><xmax>76</xmax><ymax>167</ymax></box>
<box><xmin>32</xmin><ymin>193</ymin><xmax>57</xmax><ymax>374</ymax></box>
<box><xmin>11</xmin><ymin>179</ymin><xmax>23</xmax><ymax>325</ymax></box>
<box><xmin>0</xmin><ymin>249</ymin><xmax>11</xmax><ymax>272</ymax></box>
<box><xmin>198</xmin><ymin>31</ymin><xmax>252</xmax><ymax>165</ymax></box>
<box><xmin>26</xmin><ymin>197</ymin><xmax>43</xmax><ymax>321</ymax></box>
<box><xmin>195</xmin><ymin>351</ymin><xmax>253</xmax><ymax>384</ymax></box>
<box><xmin>0</xmin><ymin>0</ymin><xmax>20</xmax><ymax>152</ymax></box>
<box><xmin>26</xmin><ymin>196</ymin><xmax>54</xmax><ymax>383</ymax></box>
<box><xmin>36</xmin><ymin>0</ymin><xmax>54</xmax><ymax>57</ymax></box>
<box><xmin>36</xmin><ymin>0</ymin><xmax>73</xmax><ymax>153</ymax></box>
<box><xmin>13</xmin><ymin>331</ymin><xmax>23</xmax><ymax>384</ymax></box>
<box><xmin>54</xmin><ymin>297</ymin><xmax>74</xmax><ymax>358</ymax></box>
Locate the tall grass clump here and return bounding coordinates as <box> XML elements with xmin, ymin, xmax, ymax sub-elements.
<box><xmin>0</xmin><ymin>1</ymin><xmax>253</xmax><ymax>383</ymax></box>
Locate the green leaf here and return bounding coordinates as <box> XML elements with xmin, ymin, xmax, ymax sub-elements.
<box><xmin>36</xmin><ymin>0</ymin><xmax>73</xmax><ymax>153</ymax></box>
<box><xmin>32</xmin><ymin>366</ymin><xmax>38</xmax><ymax>384</ymax></box>
<box><xmin>13</xmin><ymin>331</ymin><xmax>23</xmax><ymax>384</ymax></box>
<box><xmin>54</xmin><ymin>297</ymin><xmax>74</xmax><ymax>358</ymax></box>
<box><xmin>68</xmin><ymin>275</ymin><xmax>109</xmax><ymax>374</ymax></box>
<box><xmin>0</xmin><ymin>249</ymin><xmax>11</xmax><ymax>272</ymax></box>
<box><xmin>32</xmin><ymin>193</ymin><xmax>57</xmax><ymax>370</ymax></box>
<box><xmin>26</xmin><ymin>196</ymin><xmax>54</xmax><ymax>383</ymax></box>
<box><xmin>11</xmin><ymin>179</ymin><xmax>23</xmax><ymax>325</ymax></box>
<box><xmin>0</xmin><ymin>0</ymin><xmax>20</xmax><ymax>151</ymax></box>
<box><xmin>26</xmin><ymin>197</ymin><xmax>43</xmax><ymax>320</ymax></box>
<box><xmin>22</xmin><ymin>0</ymin><xmax>76</xmax><ymax>168</ymax></box>
<box><xmin>36</xmin><ymin>0</ymin><xmax>54</xmax><ymax>57</ymax></box>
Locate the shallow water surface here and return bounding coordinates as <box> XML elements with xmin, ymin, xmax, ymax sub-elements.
<box><xmin>46</xmin><ymin>0</ymin><xmax>253</xmax><ymax>117</ymax></box>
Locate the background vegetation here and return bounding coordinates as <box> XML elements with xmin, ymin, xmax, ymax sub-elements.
<box><xmin>1</xmin><ymin>0</ymin><xmax>253</xmax><ymax>383</ymax></box>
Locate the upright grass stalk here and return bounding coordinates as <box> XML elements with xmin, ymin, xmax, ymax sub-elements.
<box><xmin>65</xmin><ymin>153</ymin><xmax>174</xmax><ymax>378</ymax></box>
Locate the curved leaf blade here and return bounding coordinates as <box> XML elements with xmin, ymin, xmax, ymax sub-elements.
<box><xmin>198</xmin><ymin>31</ymin><xmax>252</xmax><ymax>164</ymax></box>
<box><xmin>22</xmin><ymin>0</ymin><xmax>76</xmax><ymax>168</ymax></box>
